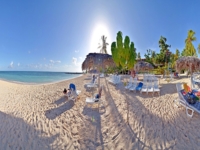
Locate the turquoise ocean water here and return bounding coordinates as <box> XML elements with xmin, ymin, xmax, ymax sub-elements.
<box><xmin>0</xmin><ymin>71</ymin><xmax>82</xmax><ymax>84</ymax></box>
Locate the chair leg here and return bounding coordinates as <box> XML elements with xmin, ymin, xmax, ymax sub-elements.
<box><xmin>186</xmin><ymin>107</ymin><xmax>194</xmax><ymax>118</ymax></box>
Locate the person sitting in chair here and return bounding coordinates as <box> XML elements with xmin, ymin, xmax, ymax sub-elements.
<box><xmin>63</xmin><ymin>88</ymin><xmax>72</xmax><ymax>96</ymax></box>
<box><xmin>174</xmin><ymin>72</ymin><xmax>179</xmax><ymax>78</ymax></box>
<box><xmin>94</xmin><ymin>86</ymin><xmax>102</xmax><ymax>102</ymax></box>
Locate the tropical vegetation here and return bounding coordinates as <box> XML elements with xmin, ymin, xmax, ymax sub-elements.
<box><xmin>111</xmin><ymin>31</ymin><xmax>137</xmax><ymax>73</ymax></box>
<box><xmin>182</xmin><ymin>30</ymin><xmax>197</xmax><ymax>56</ymax></box>
<box><xmin>103</xmin><ymin>29</ymin><xmax>200</xmax><ymax>75</ymax></box>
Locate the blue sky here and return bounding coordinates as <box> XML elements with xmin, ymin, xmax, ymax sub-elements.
<box><xmin>1</xmin><ymin>0</ymin><xmax>200</xmax><ymax>72</ymax></box>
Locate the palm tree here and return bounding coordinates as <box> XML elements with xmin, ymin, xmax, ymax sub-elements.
<box><xmin>198</xmin><ymin>44</ymin><xmax>200</xmax><ymax>55</ymax></box>
<box><xmin>184</xmin><ymin>30</ymin><xmax>197</xmax><ymax>56</ymax></box>
<box><xmin>137</xmin><ymin>52</ymin><xmax>141</xmax><ymax>60</ymax></box>
<box><xmin>98</xmin><ymin>35</ymin><xmax>109</xmax><ymax>54</ymax></box>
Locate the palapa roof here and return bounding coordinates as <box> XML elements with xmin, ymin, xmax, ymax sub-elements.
<box><xmin>176</xmin><ymin>56</ymin><xmax>200</xmax><ymax>73</ymax></box>
<box><xmin>82</xmin><ymin>53</ymin><xmax>115</xmax><ymax>71</ymax></box>
<box><xmin>134</xmin><ymin>61</ymin><xmax>154</xmax><ymax>72</ymax></box>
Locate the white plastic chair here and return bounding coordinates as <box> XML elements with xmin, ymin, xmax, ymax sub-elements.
<box><xmin>86</xmin><ymin>86</ymin><xmax>103</xmax><ymax>108</ymax></box>
<box><xmin>141</xmin><ymin>81</ymin><xmax>148</xmax><ymax>94</ymax></box>
<box><xmin>125</xmin><ymin>82</ymin><xmax>133</xmax><ymax>90</ymax></box>
<box><xmin>129</xmin><ymin>82</ymin><xmax>138</xmax><ymax>91</ymax></box>
<box><xmin>125</xmin><ymin>77</ymin><xmax>134</xmax><ymax>90</ymax></box>
<box><xmin>153</xmin><ymin>80</ymin><xmax>160</xmax><ymax>96</ymax></box>
<box><xmin>147</xmin><ymin>81</ymin><xmax>154</xmax><ymax>96</ymax></box>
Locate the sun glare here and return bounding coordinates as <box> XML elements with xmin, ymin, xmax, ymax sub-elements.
<box><xmin>90</xmin><ymin>23</ymin><xmax>111</xmax><ymax>54</ymax></box>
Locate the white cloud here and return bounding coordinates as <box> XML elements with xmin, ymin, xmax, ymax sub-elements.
<box><xmin>79</xmin><ymin>57</ymin><xmax>83</xmax><ymax>60</ymax></box>
<box><xmin>18</xmin><ymin>63</ymin><xmax>20</xmax><ymax>66</ymax></box>
<box><xmin>50</xmin><ymin>60</ymin><xmax>54</xmax><ymax>63</ymax></box>
<box><xmin>8</xmin><ymin>61</ymin><xmax>14</xmax><ymax>68</ymax></box>
<box><xmin>75</xmin><ymin>50</ymin><xmax>79</xmax><ymax>53</ymax></box>
<box><xmin>72</xmin><ymin>57</ymin><xmax>77</xmax><ymax>65</ymax></box>
<box><xmin>64</xmin><ymin>64</ymin><xmax>72</xmax><ymax>68</ymax></box>
<box><xmin>50</xmin><ymin>60</ymin><xmax>61</xmax><ymax>64</ymax></box>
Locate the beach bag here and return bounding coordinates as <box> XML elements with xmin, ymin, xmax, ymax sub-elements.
<box><xmin>95</xmin><ymin>94</ymin><xmax>99</xmax><ymax>99</ymax></box>
<box><xmin>95</xmin><ymin>94</ymin><xmax>99</xmax><ymax>102</ymax></box>
<box><xmin>186</xmin><ymin>92</ymin><xmax>196</xmax><ymax>104</ymax></box>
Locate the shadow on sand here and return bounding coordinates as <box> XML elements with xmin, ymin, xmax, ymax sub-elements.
<box><xmin>78</xmin><ymin>90</ymin><xmax>106</xmax><ymax>150</ymax></box>
<box><xmin>54</xmin><ymin>96</ymin><xmax>67</xmax><ymax>106</ymax></box>
<box><xmin>108</xmin><ymin>76</ymin><xmax>200</xmax><ymax>149</ymax></box>
<box><xmin>102</xmin><ymin>78</ymin><xmax>186</xmax><ymax>149</ymax></box>
<box><xmin>0</xmin><ymin>111</ymin><xmax>59</xmax><ymax>149</ymax></box>
<box><xmin>45</xmin><ymin>97</ymin><xmax>74</xmax><ymax>120</ymax></box>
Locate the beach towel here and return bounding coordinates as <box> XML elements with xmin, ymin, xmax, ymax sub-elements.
<box><xmin>183</xmin><ymin>83</ymin><xmax>191</xmax><ymax>93</ymax></box>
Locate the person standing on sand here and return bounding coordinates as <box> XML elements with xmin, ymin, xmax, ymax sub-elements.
<box><xmin>131</xmin><ymin>69</ymin><xmax>136</xmax><ymax>78</ymax></box>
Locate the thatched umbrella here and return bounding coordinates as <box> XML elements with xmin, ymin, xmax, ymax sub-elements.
<box><xmin>134</xmin><ymin>61</ymin><xmax>154</xmax><ymax>72</ymax></box>
<box><xmin>81</xmin><ymin>53</ymin><xmax>115</xmax><ymax>72</ymax></box>
<box><xmin>176</xmin><ymin>56</ymin><xmax>200</xmax><ymax>74</ymax></box>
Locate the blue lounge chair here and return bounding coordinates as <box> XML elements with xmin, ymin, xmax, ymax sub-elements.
<box><xmin>65</xmin><ymin>83</ymin><xmax>81</xmax><ymax>101</ymax></box>
<box><xmin>130</xmin><ymin>82</ymin><xmax>143</xmax><ymax>93</ymax></box>
<box><xmin>69</xmin><ymin>83</ymin><xmax>76</xmax><ymax>91</ymax></box>
<box><xmin>135</xmin><ymin>82</ymin><xmax>143</xmax><ymax>93</ymax></box>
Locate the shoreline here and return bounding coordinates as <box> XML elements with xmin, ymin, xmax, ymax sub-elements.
<box><xmin>0</xmin><ymin>74</ymin><xmax>83</xmax><ymax>86</ymax></box>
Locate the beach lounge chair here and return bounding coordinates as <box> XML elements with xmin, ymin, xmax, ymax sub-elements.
<box><xmin>108</xmin><ymin>75</ymin><xmax>121</xmax><ymax>85</ymax></box>
<box><xmin>153</xmin><ymin>80</ymin><xmax>160</xmax><ymax>96</ymax></box>
<box><xmin>107</xmin><ymin>75</ymin><xmax>115</xmax><ymax>83</ymax></box>
<box><xmin>65</xmin><ymin>83</ymin><xmax>81</xmax><ymax>101</ymax></box>
<box><xmin>129</xmin><ymin>79</ymin><xmax>139</xmax><ymax>92</ymax></box>
<box><xmin>84</xmin><ymin>76</ymin><xmax>98</xmax><ymax>90</ymax></box>
<box><xmin>129</xmin><ymin>82</ymin><xmax>137</xmax><ymax>92</ymax></box>
<box><xmin>86</xmin><ymin>86</ymin><xmax>103</xmax><ymax>108</ymax></box>
<box><xmin>129</xmin><ymin>82</ymin><xmax>143</xmax><ymax>93</ymax></box>
<box><xmin>134</xmin><ymin>82</ymin><xmax>143</xmax><ymax>93</ymax></box>
<box><xmin>125</xmin><ymin>82</ymin><xmax>132</xmax><ymax>90</ymax></box>
<box><xmin>191</xmin><ymin>76</ymin><xmax>200</xmax><ymax>91</ymax></box>
<box><xmin>141</xmin><ymin>81</ymin><xmax>148</xmax><ymax>94</ymax></box>
<box><xmin>147</xmin><ymin>82</ymin><xmax>154</xmax><ymax>96</ymax></box>
<box><xmin>99</xmin><ymin>73</ymin><xmax>104</xmax><ymax>78</ymax></box>
<box><xmin>174</xmin><ymin>83</ymin><xmax>200</xmax><ymax>118</ymax></box>
<box><xmin>125</xmin><ymin>77</ymin><xmax>133</xmax><ymax>90</ymax></box>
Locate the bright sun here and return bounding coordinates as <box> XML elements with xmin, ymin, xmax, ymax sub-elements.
<box><xmin>90</xmin><ymin>23</ymin><xmax>111</xmax><ymax>54</ymax></box>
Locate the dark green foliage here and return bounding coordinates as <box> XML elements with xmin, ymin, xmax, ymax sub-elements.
<box><xmin>137</xmin><ymin>52</ymin><xmax>141</xmax><ymax>60</ymax></box>
<box><xmin>155</xmin><ymin>36</ymin><xmax>171</xmax><ymax>65</ymax></box>
<box><xmin>111</xmin><ymin>31</ymin><xmax>137</xmax><ymax>71</ymax></box>
<box><xmin>144</xmin><ymin>49</ymin><xmax>156</xmax><ymax>64</ymax></box>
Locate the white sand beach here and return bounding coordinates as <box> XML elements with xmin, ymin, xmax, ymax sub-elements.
<box><xmin>0</xmin><ymin>74</ymin><xmax>200</xmax><ymax>150</ymax></box>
